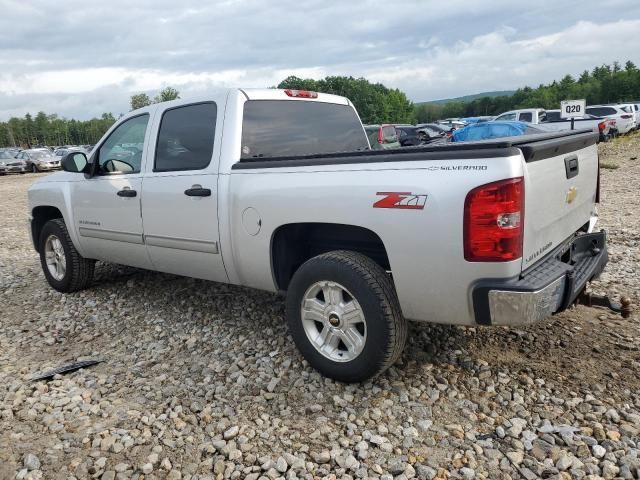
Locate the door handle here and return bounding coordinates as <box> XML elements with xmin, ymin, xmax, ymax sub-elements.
<box><xmin>117</xmin><ymin>188</ymin><xmax>137</xmax><ymax>197</ymax></box>
<box><xmin>184</xmin><ymin>186</ymin><xmax>211</xmax><ymax>197</ymax></box>
<box><xmin>564</xmin><ymin>155</ymin><xmax>579</xmax><ymax>179</ymax></box>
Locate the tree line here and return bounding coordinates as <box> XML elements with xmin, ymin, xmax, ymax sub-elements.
<box><xmin>3</xmin><ymin>62</ymin><xmax>640</xmax><ymax>148</ymax></box>
<box><xmin>415</xmin><ymin>61</ymin><xmax>640</xmax><ymax>122</ymax></box>
<box><xmin>277</xmin><ymin>75</ymin><xmax>415</xmax><ymax>124</ymax></box>
<box><xmin>0</xmin><ymin>87</ymin><xmax>181</xmax><ymax>148</ymax></box>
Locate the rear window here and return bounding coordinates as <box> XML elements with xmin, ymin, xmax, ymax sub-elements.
<box><xmin>241</xmin><ymin>100</ymin><xmax>369</xmax><ymax>159</ymax></box>
<box><xmin>546</xmin><ymin>111</ymin><xmax>561</xmax><ymax>122</ymax></box>
<box><xmin>382</xmin><ymin>126</ymin><xmax>397</xmax><ymax>140</ymax></box>
<box><xmin>586</xmin><ymin>107</ymin><xmax>616</xmax><ymax>116</ymax></box>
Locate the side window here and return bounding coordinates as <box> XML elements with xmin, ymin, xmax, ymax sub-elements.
<box><xmin>97</xmin><ymin>115</ymin><xmax>149</xmax><ymax>174</ymax></box>
<box><xmin>518</xmin><ymin>112</ymin><xmax>533</xmax><ymax>122</ymax></box>
<box><xmin>496</xmin><ymin>113</ymin><xmax>517</xmax><ymax>121</ymax></box>
<box><xmin>154</xmin><ymin>103</ymin><xmax>217</xmax><ymax>172</ymax></box>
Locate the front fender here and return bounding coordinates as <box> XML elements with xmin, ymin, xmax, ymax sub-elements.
<box><xmin>28</xmin><ymin>178</ymin><xmax>87</xmax><ymax>258</ymax></box>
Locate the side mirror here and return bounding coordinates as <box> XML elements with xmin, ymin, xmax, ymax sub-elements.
<box><xmin>62</xmin><ymin>152</ymin><xmax>89</xmax><ymax>173</ymax></box>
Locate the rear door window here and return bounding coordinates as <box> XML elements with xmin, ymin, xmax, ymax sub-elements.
<box><xmin>241</xmin><ymin>100</ymin><xmax>369</xmax><ymax>159</ymax></box>
<box><xmin>154</xmin><ymin>103</ymin><xmax>217</xmax><ymax>172</ymax></box>
<box><xmin>518</xmin><ymin>112</ymin><xmax>533</xmax><ymax>123</ymax></box>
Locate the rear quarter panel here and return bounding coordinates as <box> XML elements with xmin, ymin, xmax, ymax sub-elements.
<box><xmin>224</xmin><ymin>155</ymin><xmax>525</xmax><ymax>325</ymax></box>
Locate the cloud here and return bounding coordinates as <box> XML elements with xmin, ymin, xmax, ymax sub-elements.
<box><xmin>1</xmin><ymin>0</ymin><xmax>640</xmax><ymax>119</ymax></box>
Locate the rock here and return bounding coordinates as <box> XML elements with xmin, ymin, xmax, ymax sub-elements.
<box><xmin>556</xmin><ymin>454</ymin><xmax>573</xmax><ymax>471</ymax></box>
<box><xmin>224</xmin><ymin>425</ymin><xmax>240</xmax><ymax>440</ymax></box>
<box><xmin>606</xmin><ymin>430</ymin><xmax>620</xmax><ymax>441</ymax></box>
<box><xmin>592</xmin><ymin>444</ymin><xmax>606</xmax><ymax>459</ymax></box>
<box><xmin>23</xmin><ymin>453</ymin><xmax>41</xmax><ymax>471</ymax></box>
<box><xmin>101</xmin><ymin>472</ymin><xmax>115</xmax><ymax>480</ymax></box>
<box><xmin>506</xmin><ymin>451</ymin><xmax>524</xmax><ymax>465</ymax></box>
<box><xmin>416</xmin><ymin>465</ymin><xmax>437</xmax><ymax>480</ymax></box>
<box><xmin>601</xmin><ymin>461</ymin><xmax>620</xmax><ymax>479</ymax></box>
<box><xmin>141</xmin><ymin>463</ymin><xmax>153</xmax><ymax>474</ymax></box>
<box><xmin>389</xmin><ymin>461</ymin><xmax>406</xmax><ymax>475</ymax></box>
<box><xmin>275</xmin><ymin>456</ymin><xmax>288</xmax><ymax>473</ymax></box>
<box><xmin>313</xmin><ymin>450</ymin><xmax>331</xmax><ymax>464</ymax></box>
<box><xmin>460</xmin><ymin>467</ymin><xmax>475</xmax><ymax>480</ymax></box>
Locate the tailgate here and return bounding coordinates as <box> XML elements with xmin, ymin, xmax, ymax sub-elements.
<box><xmin>518</xmin><ymin>132</ymin><xmax>599</xmax><ymax>270</ymax></box>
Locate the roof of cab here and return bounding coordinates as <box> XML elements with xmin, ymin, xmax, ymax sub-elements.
<box><xmin>240</xmin><ymin>88</ymin><xmax>350</xmax><ymax>105</ymax></box>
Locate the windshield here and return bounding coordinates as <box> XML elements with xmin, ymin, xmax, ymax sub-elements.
<box><xmin>30</xmin><ymin>151</ymin><xmax>54</xmax><ymax>159</ymax></box>
<box><xmin>0</xmin><ymin>151</ymin><xmax>14</xmax><ymax>159</ymax></box>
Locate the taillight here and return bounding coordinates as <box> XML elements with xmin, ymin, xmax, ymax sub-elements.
<box><xmin>621</xmin><ymin>114</ymin><xmax>633</xmax><ymax>119</ymax></box>
<box><xmin>464</xmin><ymin>177</ymin><xmax>524</xmax><ymax>262</ymax></box>
<box><xmin>377</xmin><ymin>128</ymin><xmax>384</xmax><ymax>144</ymax></box>
<box><xmin>598</xmin><ymin>121</ymin><xmax>606</xmax><ymax>131</ymax></box>
<box><xmin>284</xmin><ymin>89</ymin><xmax>318</xmax><ymax>98</ymax></box>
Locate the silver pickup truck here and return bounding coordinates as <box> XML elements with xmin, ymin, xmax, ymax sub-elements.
<box><xmin>28</xmin><ymin>88</ymin><xmax>609</xmax><ymax>382</ymax></box>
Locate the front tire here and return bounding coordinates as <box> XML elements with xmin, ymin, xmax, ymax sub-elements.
<box><xmin>286</xmin><ymin>251</ymin><xmax>407</xmax><ymax>382</ymax></box>
<box><xmin>31</xmin><ymin>164</ymin><xmax>39</xmax><ymax>173</ymax></box>
<box><xmin>39</xmin><ymin>219</ymin><xmax>95</xmax><ymax>292</ymax></box>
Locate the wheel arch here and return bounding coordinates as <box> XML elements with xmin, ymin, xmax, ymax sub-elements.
<box><xmin>31</xmin><ymin>205</ymin><xmax>64</xmax><ymax>253</ymax></box>
<box><xmin>270</xmin><ymin>222</ymin><xmax>391</xmax><ymax>292</ymax></box>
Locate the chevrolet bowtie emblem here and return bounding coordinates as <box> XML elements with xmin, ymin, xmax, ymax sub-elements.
<box><xmin>566</xmin><ymin>187</ymin><xmax>578</xmax><ymax>204</ymax></box>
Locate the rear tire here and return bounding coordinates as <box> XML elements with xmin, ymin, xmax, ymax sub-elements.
<box><xmin>286</xmin><ymin>250</ymin><xmax>407</xmax><ymax>382</ymax></box>
<box><xmin>39</xmin><ymin>219</ymin><xmax>95</xmax><ymax>292</ymax></box>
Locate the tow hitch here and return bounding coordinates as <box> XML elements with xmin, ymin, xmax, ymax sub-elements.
<box><xmin>576</xmin><ymin>292</ymin><xmax>633</xmax><ymax>318</ymax></box>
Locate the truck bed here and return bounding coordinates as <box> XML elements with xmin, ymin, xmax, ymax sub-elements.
<box><xmin>232</xmin><ymin>130</ymin><xmax>597</xmax><ymax>169</ymax></box>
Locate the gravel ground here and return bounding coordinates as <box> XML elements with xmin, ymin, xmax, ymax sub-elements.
<box><xmin>1</xmin><ymin>135</ymin><xmax>639</xmax><ymax>480</ymax></box>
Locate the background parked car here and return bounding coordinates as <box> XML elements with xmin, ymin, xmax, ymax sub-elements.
<box><xmin>436</xmin><ymin>119</ymin><xmax>466</xmax><ymax>129</ymax></box>
<box><xmin>0</xmin><ymin>150</ymin><xmax>16</xmax><ymax>175</ymax></box>
<box><xmin>416</xmin><ymin>123</ymin><xmax>453</xmax><ymax>140</ymax></box>
<box><xmin>632</xmin><ymin>103</ymin><xmax>640</xmax><ymax>128</ymax></box>
<box><xmin>394</xmin><ymin>125</ymin><xmax>426</xmax><ymax>146</ymax></box>
<box><xmin>618</xmin><ymin>103</ymin><xmax>638</xmax><ymax>130</ymax></box>
<box><xmin>0</xmin><ymin>150</ymin><xmax>28</xmax><ymax>174</ymax></box>
<box><xmin>546</xmin><ymin>109</ymin><xmax>613</xmax><ymax>141</ymax></box>
<box><xmin>452</xmin><ymin>121</ymin><xmax>545</xmax><ymax>142</ymax></box>
<box><xmin>15</xmin><ymin>149</ymin><xmax>62</xmax><ymax>172</ymax></box>
<box><xmin>585</xmin><ymin>105</ymin><xmax>635</xmax><ymax>135</ymax></box>
<box><xmin>364</xmin><ymin>124</ymin><xmax>400</xmax><ymax>150</ymax></box>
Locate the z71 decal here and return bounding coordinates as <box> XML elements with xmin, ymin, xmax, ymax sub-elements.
<box><xmin>373</xmin><ymin>192</ymin><xmax>428</xmax><ymax>210</ymax></box>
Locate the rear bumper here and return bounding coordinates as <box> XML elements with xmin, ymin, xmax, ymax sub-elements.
<box><xmin>472</xmin><ymin>231</ymin><xmax>608</xmax><ymax>325</ymax></box>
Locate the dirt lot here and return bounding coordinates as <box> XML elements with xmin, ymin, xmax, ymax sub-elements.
<box><xmin>1</xmin><ymin>135</ymin><xmax>639</xmax><ymax>480</ymax></box>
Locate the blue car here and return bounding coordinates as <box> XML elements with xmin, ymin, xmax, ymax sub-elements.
<box><xmin>452</xmin><ymin>121</ymin><xmax>544</xmax><ymax>142</ymax></box>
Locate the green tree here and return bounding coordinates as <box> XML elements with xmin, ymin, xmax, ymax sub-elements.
<box><xmin>154</xmin><ymin>86</ymin><xmax>180</xmax><ymax>103</ymax></box>
<box><xmin>130</xmin><ymin>93</ymin><xmax>152</xmax><ymax>111</ymax></box>
<box><xmin>277</xmin><ymin>75</ymin><xmax>414</xmax><ymax>124</ymax></box>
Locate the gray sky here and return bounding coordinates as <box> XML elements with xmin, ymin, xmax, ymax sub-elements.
<box><xmin>1</xmin><ymin>0</ymin><xmax>639</xmax><ymax>120</ymax></box>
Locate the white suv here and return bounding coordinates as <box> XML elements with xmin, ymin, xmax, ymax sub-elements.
<box><xmin>585</xmin><ymin>105</ymin><xmax>635</xmax><ymax>135</ymax></box>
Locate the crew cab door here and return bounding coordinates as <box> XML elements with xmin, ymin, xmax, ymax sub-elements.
<box><xmin>71</xmin><ymin>113</ymin><xmax>154</xmax><ymax>269</ymax></box>
<box><xmin>140</xmin><ymin>101</ymin><xmax>228</xmax><ymax>283</ymax></box>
